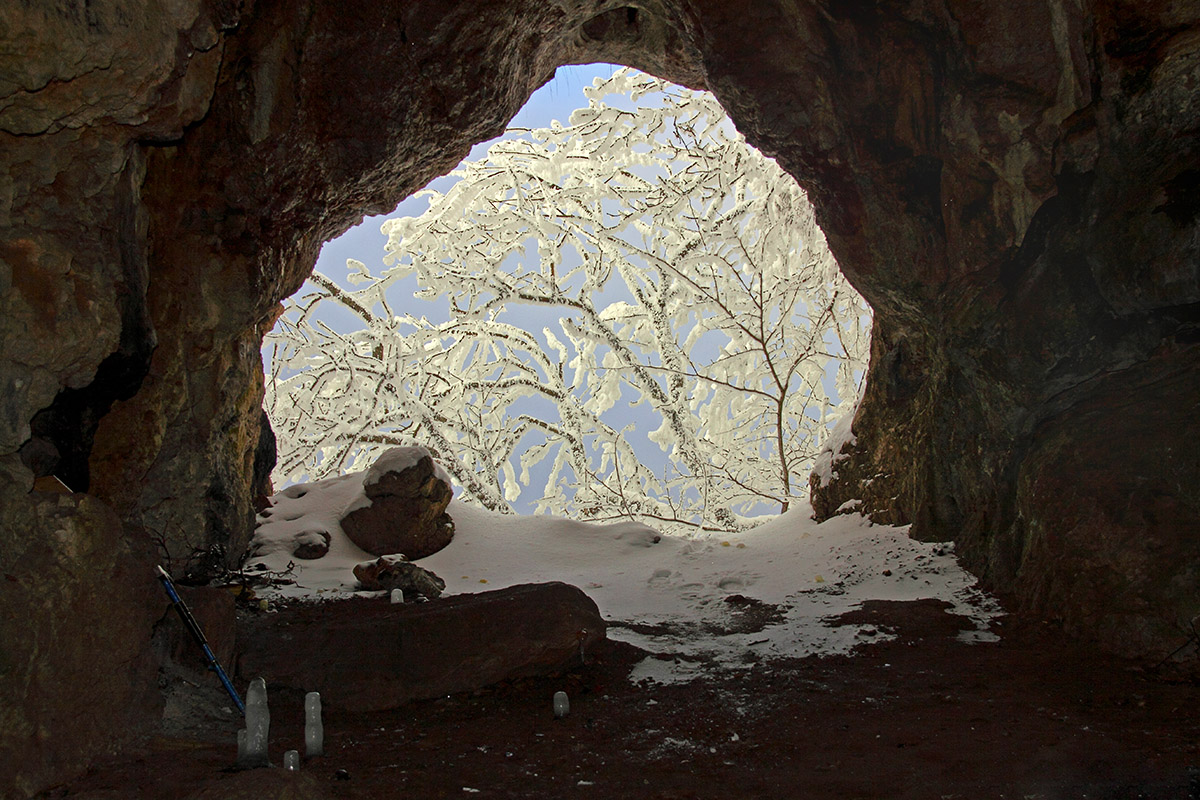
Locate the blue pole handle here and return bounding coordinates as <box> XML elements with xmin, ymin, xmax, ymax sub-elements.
<box><xmin>156</xmin><ymin>565</ymin><xmax>245</xmax><ymax>714</ymax></box>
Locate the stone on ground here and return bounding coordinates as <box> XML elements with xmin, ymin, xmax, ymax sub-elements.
<box><xmin>237</xmin><ymin>582</ymin><xmax>605</xmax><ymax>711</ymax></box>
<box><xmin>352</xmin><ymin>554</ymin><xmax>446</xmax><ymax>598</ymax></box>
<box><xmin>340</xmin><ymin>447</ymin><xmax>454</xmax><ymax>560</ymax></box>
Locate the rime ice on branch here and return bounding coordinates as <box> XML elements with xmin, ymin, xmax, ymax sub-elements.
<box><xmin>265</xmin><ymin>69</ymin><xmax>870</xmax><ymax>531</ymax></box>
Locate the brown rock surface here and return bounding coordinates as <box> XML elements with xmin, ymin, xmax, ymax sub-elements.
<box><xmin>237</xmin><ymin>583</ymin><xmax>605</xmax><ymax>712</ymax></box>
<box><xmin>38</xmin><ymin>600</ymin><xmax>1200</xmax><ymax>799</ymax></box>
<box><xmin>292</xmin><ymin>529</ymin><xmax>331</xmax><ymax>560</ymax></box>
<box><xmin>351</xmin><ymin>555</ymin><xmax>446</xmax><ymax>598</ymax></box>
<box><xmin>0</xmin><ymin>486</ymin><xmax>161</xmax><ymax>799</ymax></box>
<box><xmin>3</xmin><ymin>0</ymin><xmax>1199</xmax><ymax>792</ymax></box>
<box><xmin>155</xmin><ymin>584</ymin><xmax>239</xmax><ymax>671</ymax></box>
<box><xmin>340</xmin><ymin>449</ymin><xmax>454</xmax><ymax>560</ymax></box>
<box><xmin>802</xmin><ymin>0</ymin><xmax>1200</xmax><ymax>657</ymax></box>
<box><xmin>1012</xmin><ymin>347</ymin><xmax>1200</xmax><ymax>655</ymax></box>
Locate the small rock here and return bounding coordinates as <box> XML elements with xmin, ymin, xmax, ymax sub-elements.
<box><xmin>293</xmin><ymin>530</ymin><xmax>331</xmax><ymax>560</ymax></box>
<box><xmin>19</xmin><ymin>437</ymin><xmax>60</xmax><ymax>478</ymax></box>
<box><xmin>353</xmin><ymin>555</ymin><xmax>446</xmax><ymax>598</ymax></box>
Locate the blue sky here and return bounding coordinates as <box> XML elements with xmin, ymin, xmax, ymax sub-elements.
<box><xmin>289</xmin><ymin>64</ymin><xmax>678</xmax><ymax>510</ymax></box>
<box><xmin>311</xmin><ymin>64</ymin><xmax>623</xmax><ymax>296</ymax></box>
<box><xmin>274</xmin><ymin>64</ymin><xmax>865</xmax><ymax>517</ymax></box>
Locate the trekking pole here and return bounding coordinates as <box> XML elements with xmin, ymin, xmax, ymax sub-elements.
<box><xmin>1150</xmin><ymin>614</ymin><xmax>1200</xmax><ymax>672</ymax></box>
<box><xmin>155</xmin><ymin>565</ymin><xmax>245</xmax><ymax>714</ymax></box>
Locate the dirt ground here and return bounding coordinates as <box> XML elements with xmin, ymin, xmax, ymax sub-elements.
<box><xmin>42</xmin><ymin>598</ymin><xmax>1200</xmax><ymax>800</ymax></box>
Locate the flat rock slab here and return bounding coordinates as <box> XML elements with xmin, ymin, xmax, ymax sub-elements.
<box><xmin>237</xmin><ymin>582</ymin><xmax>605</xmax><ymax>711</ymax></box>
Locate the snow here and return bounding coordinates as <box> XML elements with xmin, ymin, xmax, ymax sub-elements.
<box><xmin>266</xmin><ymin>70</ymin><xmax>871</xmax><ymax>528</ymax></box>
<box><xmin>364</xmin><ymin>445</ymin><xmax>452</xmax><ymax>487</ymax></box>
<box><xmin>812</xmin><ymin>410</ymin><xmax>857</xmax><ymax>489</ymax></box>
<box><xmin>247</xmin><ymin>466</ymin><xmax>1003</xmax><ymax>685</ymax></box>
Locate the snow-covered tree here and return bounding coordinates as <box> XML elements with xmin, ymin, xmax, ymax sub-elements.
<box><xmin>265</xmin><ymin>69</ymin><xmax>870</xmax><ymax>531</ymax></box>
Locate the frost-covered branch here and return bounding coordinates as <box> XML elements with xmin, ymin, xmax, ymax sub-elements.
<box><xmin>265</xmin><ymin>69</ymin><xmax>871</xmax><ymax>529</ymax></box>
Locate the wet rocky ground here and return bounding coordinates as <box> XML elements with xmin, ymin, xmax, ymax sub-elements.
<box><xmin>41</xmin><ymin>598</ymin><xmax>1200</xmax><ymax>799</ymax></box>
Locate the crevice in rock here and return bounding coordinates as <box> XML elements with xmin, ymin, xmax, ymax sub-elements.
<box><xmin>252</xmin><ymin>407</ymin><xmax>277</xmax><ymax>502</ymax></box>
<box><xmin>1154</xmin><ymin>168</ymin><xmax>1200</xmax><ymax>227</ymax></box>
<box><xmin>22</xmin><ymin>149</ymin><xmax>157</xmax><ymax>491</ymax></box>
<box><xmin>996</xmin><ymin>167</ymin><xmax>1095</xmax><ymax>295</ymax></box>
<box><xmin>581</xmin><ymin>6</ymin><xmax>643</xmax><ymax>42</ymax></box>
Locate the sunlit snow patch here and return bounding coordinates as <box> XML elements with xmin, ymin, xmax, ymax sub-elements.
<box><xmin>246</xmin><ymin>468</ymin><xmax>1003</xmax><ymax>685</ymax></box>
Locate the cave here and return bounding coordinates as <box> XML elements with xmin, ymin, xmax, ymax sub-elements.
<box><xmin>1</xmin><ymin>0</ymin><xmax>1197</xmax><ymax>795</ymax></box>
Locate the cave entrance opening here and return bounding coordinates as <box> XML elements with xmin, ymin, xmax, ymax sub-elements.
<box><xmin>238</xmin><ymin>63</ymin><xmax>1011</xmax><ymax>676</ymax></box>
<box><xmin>261</xmin><ymin>63</ymin><xmax>871</xmax><ymax>539</ymax></box>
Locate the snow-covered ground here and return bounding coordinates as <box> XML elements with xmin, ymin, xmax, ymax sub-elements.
<box><xmin>246</xmin><ymin>466</ymin><xmax>1003</xmax><ymax>684</ymax></box>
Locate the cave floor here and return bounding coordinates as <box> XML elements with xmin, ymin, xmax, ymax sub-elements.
<box><xmin>45</xmin><ymin>599</ymin><xmax>1200</xmax><ymax>799</ymax></box>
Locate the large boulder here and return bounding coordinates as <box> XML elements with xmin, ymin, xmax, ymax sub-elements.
<box><xmin>237</xmin><ymin>582</ymin><xmax>605</xmax><ymax>711</ymax></box>
<box><xmin>340</xmin><ymin>447</ymin><xmax>455</xmax><ymax>560</ymax></box>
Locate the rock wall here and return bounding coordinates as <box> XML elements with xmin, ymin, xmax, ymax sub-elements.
<box><xmin>795</xmin><ymin>0</ymin><xmax>1200</xmax><ymax>656</ymax></box>
<box><xmin>1</xmin><ymin>0</ymin><xmax>1197</xmax><ymax>793</ymax></box>
<box><xmin>0</xmin><ymin>488</ymin><xmax>161</xmax><ymax>797</ymax></box>
<box><xmin>86</xmin><ymin>0</ymin><xmax>706</xmax><ymax>570</ymax></box>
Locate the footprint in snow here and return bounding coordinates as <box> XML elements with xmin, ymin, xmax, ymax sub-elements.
<box><xmin>647</xmin><ymin>568</ymin><xmax>675</xmax><ymax>585</ymax></box>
